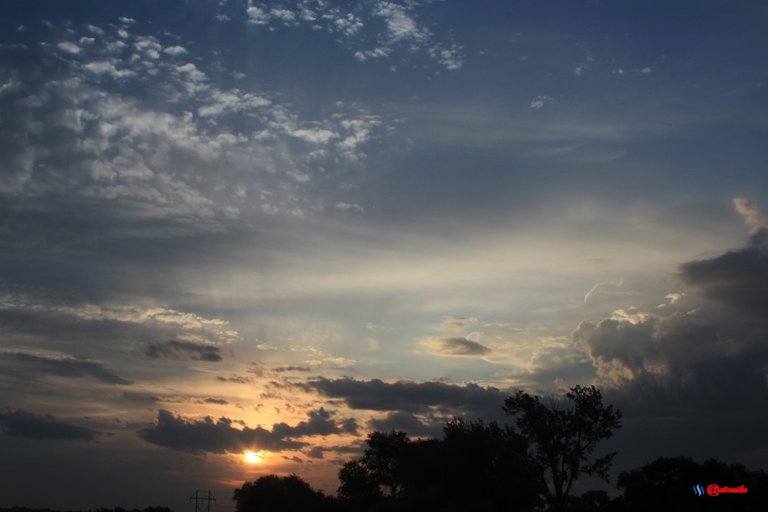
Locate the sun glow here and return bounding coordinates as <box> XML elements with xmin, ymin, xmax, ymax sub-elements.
<box><xmin>243</xmin><ymin>450</ymin><xmax>264</xmax><ymax>464</ymax></box>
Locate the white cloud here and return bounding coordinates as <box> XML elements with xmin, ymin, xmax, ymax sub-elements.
<box><xmin>354</xmin><ymin>47</ymin><xmax>391</xmax><ymax>62</ymax></box>
<box><xmin>244</xmin><ymin>1</ymin><xmax>463</xmax><ymax>71</ymax></box>
<box><xmin>375</xmin><ymin>2</ymin><xmax>427</xmax><ymax>43</ymax></box>
<box><xmin>246</xmin><ymin>6</ymin><xmax>269</xmax><ymax>25</ymax></box>
<box><xmin>333</xmin><ymin>13</ymin><xmax>363</xmax><ymax>36</ymax></box>
<box><xmin>287</xmin><ymin>128</ymin><xmax>336</xmax><ymax>144</ymax></box>
<box><xmin>84</xmin><ymin>60</ymin><xmax>137</xmax><ymax>79</ymax></box>
<box><xmin>335</xmin><ymin>202</ymin><xmax>364</xmax><ymax>213</ymax></box>
<box><xmin>57</xmin><ymin>41</ymin><xmax>81</xmax><ymax>55</ymax></box>
<box><xmin>529</xmin><ymin>95</ymin><xmax>553</xmax><ymax>110</ymax></box>
<box><xmin>86</xmin><ymin>24</ymin><xmax>105</xmax><ymax>35</ymax></box>
<box><xmin>0</xmin><ymin>78</ymin><xmax>20</xmax><ymax>95</ymax></box>
<box><xmin>163</xmin><ymin>45</ymin><xmax>187</xmax><ymax>56</ymax></box>
<box><xmin>270</xmin><ymin>8</ymin><xmax>297</xmax><ymax>24</ymax></box>
<box><xmin>198</xmin><ymin>90</ymin><xmax>271</xmax><ymax>117</ymax></box>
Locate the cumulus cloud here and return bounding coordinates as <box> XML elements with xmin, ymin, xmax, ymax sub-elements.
<box><xmin>144</xmin><ymin>340</ymin><xmax>223</xmax><ymax>362</ymax></box>
<box><xmin>138</xmin><ymin>408</ymin><xmax>356</xmax><ymax>454</ymax></box>
<box><xmin>0</xmin><ymin>409</ymin><xmax>96</xmax><ymax>440</ymax></box>
<box><xmin>163</xmin><ymin>45</ymin><xmax>187</xmax><ymax>56</ymax></box>
<box><xmin>424</xmin><ymin>336</ymin><xmax>492</xmax><ymax>357</ymax></box>
<box><xmin>573</xmin><ymin>289</ymin><xmax>768</xmax><ymax>411</ymax></box>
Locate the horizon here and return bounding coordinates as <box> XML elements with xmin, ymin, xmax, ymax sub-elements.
<box><xmin>1</xmin><ymin>1</ymin><xmax>767</xmax><ymax>511</ymax></box>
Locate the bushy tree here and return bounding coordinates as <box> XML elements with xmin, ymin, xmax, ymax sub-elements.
<box><xmin>234</xmin><ymin>474</ymin><xmax>334</xmax><ymax>512</ymax></box>
<box><xmin>338</xmin><ymin>422</ymin><xmax>541</xmax><ymax>511</ymax></box>
<box><xmin>503</xmin><ymin>385</ymin><xmax>621</xmax><ymax>512</ymax></box>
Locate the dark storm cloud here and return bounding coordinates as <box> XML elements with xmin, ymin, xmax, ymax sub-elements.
<box><xmin>271</xmin><ymin>407</ymin><xmax>347</xmax><ymax>438</ymax></box>
<box><xmin>1</xmin><ymin>351</ymin><xmax>132</xmax><ymax>385</ymax></box>
<box><xmin>0</xmin><ymin>409</ymin><xmax>96</xmax><ymax>440</ymax></box>
<box><xmin>301</xmin><ymin>377</ymin><xmax>508</xmax><ymax>417</ymax></box>
<box><xmin>573</xmin><ymin>303</ymin><xmax>768</xmax><ymax>412</ymax></box>
<box><xmin>138</xmin><ymin>410</ymin><xmax>306</xmax><ymax>453</ymax></box>
<box><xmin>680</xmin><ymin>237</ymin><xmax>768</xmax><ymax>318</ymax></box>
<box><xmin>138</xmin><ymin>408</ymin><xmax>356</xmax><ymax>454</ymax></box>
<box><xmin>368</xmin><ymin>411</ymin><xmax>443</xmax><ymax>437</ymax></box>
<box><xmin>430</xmin><ymin>337</ymin><xmax>491</xmax><ymax>356</ymax></box>
<box><xmin>144</xmin><ymin>340</ymin><xmax>222</xmax><ymax>362</ymax></box>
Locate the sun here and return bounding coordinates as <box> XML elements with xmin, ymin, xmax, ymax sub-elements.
<box><xmin>243</xmin><ymin>450</ymin><xmax>264</xmax><ymax>464</ymax></box>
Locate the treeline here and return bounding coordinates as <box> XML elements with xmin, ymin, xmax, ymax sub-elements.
<box><xmin>234</xmin><ymin>386</ymin><xmax>768</xmax><ymax>512</ymax></box>
<box><xmin>0</xmin><ymin>508</ymin><xmax>173</xmax><ymax>512</ymax></box>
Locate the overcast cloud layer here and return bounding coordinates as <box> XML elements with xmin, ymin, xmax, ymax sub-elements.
<box><xmin>1</xmin><ymin>1</ymin><xmax>767</xmax><ymax>510</ymax></box>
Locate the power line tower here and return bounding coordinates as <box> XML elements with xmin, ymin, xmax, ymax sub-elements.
<box><xmin>189</xmin><ymin>490</ymin><xmax>216</xmax><ymax>512</ymax></box>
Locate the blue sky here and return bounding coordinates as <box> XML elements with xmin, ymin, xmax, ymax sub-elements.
<box><xmin>1</xmin><ymin>1</ymin><xmax>768</xmax><ymax>509</ymax></box>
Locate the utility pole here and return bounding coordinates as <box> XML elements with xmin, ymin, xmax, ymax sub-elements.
<box><xmin>189</xmin><ymin>490</ymin><xmax>216</xmax><ymax>512</ymax></box>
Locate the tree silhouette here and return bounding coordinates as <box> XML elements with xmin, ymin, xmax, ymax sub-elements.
<box><xmin>337</xmin><ymin>421</ymin><xmax>541</xmax><ymax>511</ymax></box>
<box><xmin>503</xmin><ymin>385</ymin><xmax>621</xmax><ymax>512</ymax></box>
<box><xmin>337</xmin><ymin>459</ymin><xmax>382</xmax><ymax>507</ymax></box>
<box><xmin>234</xmin><ymin>474</ymin><xmax>335</xmax><ymax>512</ymax></box>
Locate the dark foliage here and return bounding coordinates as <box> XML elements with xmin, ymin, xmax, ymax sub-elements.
<box><xmin>617</xmin><ymin>457</ymin><xmax>768</xmax><ymax>511</ymax></box>
<box><xmin>504</xmin><ymin>385</ymin><xmax>621</xmax><ymax>511</ymax></box>
<box><xmin>337</xmin><ymin>419</ymin><xmax>542</xmax><ymax>511</ymax></box>
<box><xmin>233</xmin><ymin>475</ymin><xmax>336</xmax><ymax>512</ymax></box>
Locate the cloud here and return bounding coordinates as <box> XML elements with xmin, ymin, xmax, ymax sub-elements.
<box><xmin>56</xmin><ymin>41</ymin><xmax>81</xmax><ymax>55</ymax></box>
<box><xmin>368</xmin><ymin>411</ymin><xmax>443</xmax><ymax>437</ymax></box>
<box><xmin>0</xmin><ymin>409</ymin><xmax>96</xmax><ymax>440</ymax></box>
<box><xmin>138</xmin><ymin>408</ymin><xmax>356</xmax><ymax>454</ymax></box>
<box><xmin>0</xmin><ymin>18</ymin><xmax>387</xmax><ymax>247</ymax></box>
<box><xmin>529</xmin><ymin>95</ymin><xmax>553</xmax><ymax>110</ymax></box>
<box><xmin>573</xmin><ymin>292</ymin><xmax>768</xmax><ymax>412</ymax></box>
<box><xmin>215</xmin><ymin>375</ymin><xmax>253</xmax><ymax>384</ymax></box>
<box><xmin>733</xmin><ymin>197</ymin><xmax>766</xmax><ymax>236</ymax></box>
<box><xmin>301</xmin><ymin>378</ymin><xmax>508</xmax><ymax>418</ymax></box>
<box><xmin>583</xmin><ymin>279</ymin><xmax>640</xmax><ymax>304</ymax></box>
<box><xmin>424</xmin><ymin>337</ymin><xmax>492</xmax><ymax>357</ymax></box>
<box><xmin>138</xmin><ymin>409</ymin><xmax>305</xmax><ymax>453</ymax></box>
<box><xmin>436</xmin><ymin>315</ymin><xmax>478</xmax><ymax>332</ymax></box>
<box><xmin>242</xmin><ymin>1</ymin><xmax>463</xmax><ymax>70</ymax></box>
<box><xmin>272</xmin><ymin>407</ymin><xmax>348</xmax><ymax>438</ymax></box>
<box><xmin>272</xmin><ymin>365</ymin><xmax>311</xmax><ymax>373</ymax></box>
<box><xmin>144</xmin><ymin>340</ymin><xmax>223</xmax><ymax>362</ymax></box>
<box><xmin>335</xmin><ymin>202</ymin><xmax>364</xmax><ymax>213</ymax></box>
<box><xmin>163</xmin><ymin>45</ymin><xmax>187</xmax><ymax>56</ymax></box>
<box><xmin>0</xmin><ymin>351</ymin><xmax>132</xmax><ymax>385</ymax></box>
<box><xmin>679</xmin><ymin>200</ymin><xmax>768</xmax><ymax>317</ymax></box>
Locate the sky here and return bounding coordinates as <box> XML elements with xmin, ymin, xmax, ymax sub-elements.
<box><xmin>1</xmin><ymin>0</ymin><xmax>767</xmax><ymax>509</ymax></box>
